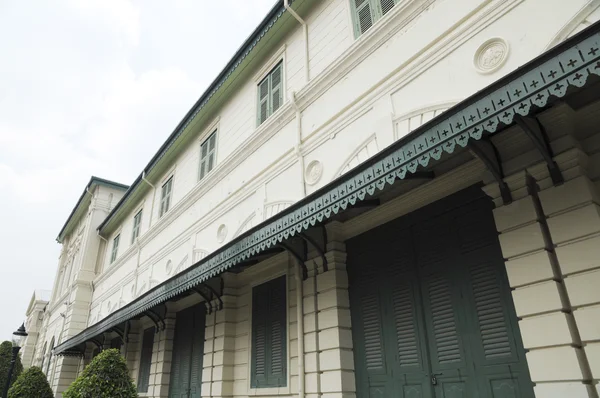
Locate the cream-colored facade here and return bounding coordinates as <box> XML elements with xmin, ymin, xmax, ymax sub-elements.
<box><xmin>22</xmin><ymin>1</ymin><xmax>600</xmax><ymax>397</ymax></box>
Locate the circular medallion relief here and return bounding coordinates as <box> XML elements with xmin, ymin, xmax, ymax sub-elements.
<box><xmin>474</xmin><ymin>38</ymin><xmax>509</xmax><ymax>74</ymax></box>
<box><xmin>217</xmin><ymin>224</ymin><xmax>228</xmax><ymax>243</ymax></box>
<box><xmin>305</xmin><ymin>160</ymin><xmax>323</xmax><ymax>185</ymax></box>
<box><xmin>165</xmin><ymin>260</ymin><xmax>173</xmax><ymax>275</ymax></box>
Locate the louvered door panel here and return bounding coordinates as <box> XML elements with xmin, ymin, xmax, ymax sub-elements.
<box><xmin>454</xmin><ymin>205</ymin><xmax>534</xmax><ymax>398</ymax></box>
<box><xmin>189</xmin><ymin>305</ymin><xmax>206</xmax><ymax>398</ymax></box>
<box><xmin>361</xmin><ymin>289</ymin><xmax>386</xmax><ymax>372</ymax></box>
<box><xmin>251</xmin><ymin>283</ymin><xmax>269</xmax><ymax>387</ymax></box>
<box><xmin>470</xmin><ymin>261</ymin><xmax>512</xmax><ymax>360</ymax></box>
<box><xmin>391</xmin><ymin>283</ymin><xmax>419</xmax><ymax>368</ymax></box>
<box><xmin>137</xmin><ymin>327</ymin><xmax>155</xmax><ymax>393</ymax></box>
<box><xmin>425</xmin><ymin>274</ymin><xmax>462</xmax><ymax>365</ymax></box>
<box><xmin>269</xmin><ymin>275</ymin><xmax>287</xmax><ymax>385</ymax></box>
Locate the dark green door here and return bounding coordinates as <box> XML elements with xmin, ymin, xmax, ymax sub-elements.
<box><xmin>169</xmin><ymin>304</ymin><xmax>206</xmax><ymax>398</ymax></box>
<box><xmin>348</xmin><ymin>189</ymin><xmax>534</xmax><ymax>398</ymax></box>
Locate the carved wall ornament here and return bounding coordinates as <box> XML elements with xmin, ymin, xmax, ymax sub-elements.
<box><xmin>305</xmin><ymin>160</ymin><xmax>323</xmax><ymax>185</ymax></box>
<box><xmin>217</xmin><ymin>224</ymin><xmax>228</xmax><ymax>243</ymax></box>
<box><xmin>165</xmin><ymin>260</ymin><xmax>173</xmax><ymax>275</ymax></box>
<box><xmin>474</xmin><ymin>38</ymin><xmax>509</xmax><ymax>74</ymax></box>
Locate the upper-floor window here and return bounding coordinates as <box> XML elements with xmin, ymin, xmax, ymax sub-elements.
<box><xmin>199</xmin><ymin>132</ymin><xmax>216</xmax><ymax>181</ymax></box>
<box><xmin>110</xmin><ymin>234</ymin><xmax>120</xmax><ymax>264</ymax></box>
<box><xmin>257</xmin><ymin>62</ymin><xmax>283</xmax><ymax>126</ymax></box>
<box><xmin>160</xmin><ymin>177</ymin><xmax>173</xmax><ymax>218</ymax></box>
<box><xmin>131</xmin><ymin>209</ymin><xmax>143</xmax><ymax>243</ymax></box>
<box><xmin>351</xmin><ymin>0</ymin><xmax>400</xmax><ymax>37</ymax></box>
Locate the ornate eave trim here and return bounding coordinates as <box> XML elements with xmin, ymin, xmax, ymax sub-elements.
<box><xmin>55</xmin><ymin>22</ymin><xmax>600</xmax><ymax>355</ymax></box>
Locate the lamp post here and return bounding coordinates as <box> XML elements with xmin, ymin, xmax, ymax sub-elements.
<box><xmin>2</xmin><ymin>324</ymin><xmax>27</xmax><ymax>398</ymax></box>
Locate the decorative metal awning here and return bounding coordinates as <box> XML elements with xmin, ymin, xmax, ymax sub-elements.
<box><xmin>54</xmin><ymin>21</ymin><xmax>600</xmax><ymax>356</ymax></box>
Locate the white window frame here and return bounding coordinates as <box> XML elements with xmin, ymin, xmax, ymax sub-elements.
<box><xmin>131</xmin><ymin>209</ymin><xmax>143</xmax><ymax>244</ymax></box>
<box><xmin>254</xmin><ymin>45</ymin><xmax>286</xmax><ymax>127</ymax></box>
<box><xmin>159</xmin><ymin>176</ymin><xmax>174</xmax><ymax>218</ymax></box>
<box><xmin>198</xmin><ymin>130</ymin><xmax>217</xmax><ymax>181</ymax></box>
<box><xmin>110</xmin><ymin>234</ymin><xmax>120</xmax><ymax>264</ymax></box>
<box><xmin>350</xmin><ymin>0</ymin><xmax>403</xmax><ymax>38</ymax></box>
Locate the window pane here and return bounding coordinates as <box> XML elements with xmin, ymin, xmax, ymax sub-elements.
<box><xmin>208</xmin><ymin>154</ymin><xmax>214</xmax><ymax>172</ymax></box>
<box><xmin>201</xmin><ymin>143</ymin><xmax>208</xmax><ymax>158</ymax></box>
<box><xmin>358</xmin><ymin>4</ymin><xmax>374</xmax><ymax>34</ymax></box>
<box><xmin>209</xmin><ymin>133</ymin><xmax>216</xmax><ymax>150</ymax></box>
<box><xmin>380</xmin><ymin>0</ymin><xmax>396</xmax><ymax>15</ymax></box>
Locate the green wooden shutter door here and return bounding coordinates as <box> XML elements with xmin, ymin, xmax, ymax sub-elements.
<box><xmin>455</xmin><ymin>207</ymin><xmax>535</xmax><ymax>398</ymax></box>
<box><xmin>268</xmin><ymin>275</ymin><xmax>287</xmax><ymax>386</ymax></box>
<box><xmin>189</xmin><ymin>305</ymin><xmax>206</xmax><ymax>398</ymax></box>
<box><xmin>169</xmin><ymin>317</ymin><xmax>183</xmax><ymax>398</ymax></box>
<box><xmin>137</xmin><ymin>327</ymin><xmax>155</xmax><ymax>393</ymax></box>
<box><xmin>251</xmin><ymin>276</ymin><xmax>287</xmax><ymax>388</ymax></box>
<box><xmin>251</xmin><ymin>282</ymin><xmax>269</xmax><ymax>388</ymax></box>
<box><xmin>170</xmin><ymin>308</ymin><xmax>194</xmax><ymax>398</ymax></box>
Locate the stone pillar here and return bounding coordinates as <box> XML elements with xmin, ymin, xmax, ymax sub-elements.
<box><xmin>299</xmin><ymin>222</ymin><xmax>355</xmax><ymax>398</ymax></box>
<box><xmin>486</xmin><ymin>150</ymin><xmax>599</xmax><ymax>398</ymax></box>
<box><xmin>52</xmin><ymin>356</ymin><xmax>81</xmax><ymax>397</ymax></box>
<box><xmin>125</xmin><ymin>321</ymin><xmax>141</xmax><ymax>383</ymax></box>
<box><xmin>147</xmin><ymin>310</ymin><xmax>176</xmax><ymax>397</ymax></box>
<box><xmin>50</xmin><ymin>280</ymin><xmax>94</xmax><ymax>396</ymax></box>
<box><xmin>21</xmin><ymin>331</ymin><xmax>39</xmax><ymax>368</ymax></box>
<box><xmin>81</xmin><ymin>346</ymin><xmax>94</xmax><ymax>371</ymax></box>
<box><xmin>203</xmin><ymin>275</ymin><xmax>237</xmax><ymax>398</ymax></box>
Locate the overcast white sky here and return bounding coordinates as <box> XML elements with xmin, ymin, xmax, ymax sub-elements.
<box><xmin>0</xmin><ymin>0</ymin><xmax>276</xmax><ymax>341</ymax></box>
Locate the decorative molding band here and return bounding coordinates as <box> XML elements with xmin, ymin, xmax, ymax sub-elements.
<box><xmin>55</xmin><ymin>24</ymin><xmax>600</xmax><ymax>355</ymax></box>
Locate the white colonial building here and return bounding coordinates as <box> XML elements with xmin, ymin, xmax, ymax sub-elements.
<box><xmin>23</xmin><ymin>1</ymin><xmax>600</xmax><ymax>397</ymax></box>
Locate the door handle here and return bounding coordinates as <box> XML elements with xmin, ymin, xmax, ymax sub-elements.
<box><xmin>429</xmin><ymin>372</ymin><xmax>443</xmax><ymax>386</ymax></box>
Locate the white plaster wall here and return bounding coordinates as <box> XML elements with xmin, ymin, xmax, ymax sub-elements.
<box><xmin>79</xmin><ymin>0</ymin><xmax>597</xmax><ymax>339</ymax></box>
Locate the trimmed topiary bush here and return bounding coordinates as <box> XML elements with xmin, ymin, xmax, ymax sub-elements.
<box><xmin>63</xmin><ymin>348</ymin><xmax>137</xmax><ymax>398</ymax></box>
<box><xmin>7</xmin><ymin>366</ymin><xmax>53</xmax><ymax>398</ymax></box>
<box><xmin>0</xmin><ymin>341</ymin><xmax>23</xmax><ymax>394</ymax></box>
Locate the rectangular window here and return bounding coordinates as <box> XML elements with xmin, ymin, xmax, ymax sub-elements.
<box><xmin>131</xmin><ymin>209</ymin><xmax>143</xmax><ymax>243</ymax></box>
<box><xmin>159</xmin><ymin>177</ymin><xmax>173</xmax><ymax>218</ymax></box>
<box><xmin>137</xmin><ymin>327</ymin><xmax>155</xmax><ymax>393</ymax></box>
<box><xmin>257</xmin><ymin>62</ymin><xmax>283</xmax><ymax>126</ymax></box>
<box><xmin>351</xmin><ymin>0</ymin><xmax>400</xmax><ymax>37</ymax></box>
<box><xmin>110</xmin><ymin>234</ymin><xmax>120</xmax><ymax>264</ymax></box>
<box><xmin>251</xmin><ymin>275</ymin><xmax>287</xmax><ymax>388</ymax></box>
<box><xmin>199</xmin><ymin>132</ymin><xmax>217</xmax><ymax>181</ymax></box>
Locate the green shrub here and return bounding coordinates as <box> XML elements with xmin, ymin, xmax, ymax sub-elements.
<box><xmin>0</xmin><ymin>341</ymin><xmax>23</xmax><ymax>393</ymax></box>
<box><xmin>7</xmin><ymin>366</ymin><xmax>53</xmax><ymax>398</ymax></box>
<box><xmin>63</xmin><ymin>349</ymin><xmax>137</xmax><ymax>398</ymax></box>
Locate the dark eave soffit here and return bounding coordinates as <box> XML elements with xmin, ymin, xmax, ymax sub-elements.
<box><xmin>54</xmin><ymin>22</ymin><xmax>600</xmax><ymax>355</ymax></box>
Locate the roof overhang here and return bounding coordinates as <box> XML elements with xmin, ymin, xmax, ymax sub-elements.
<box><xmin>57</xmin><ymin>176</ymin><xmax>129</xmax><ymax>244</ymax></box>
<box><xmin>54</xmin><ymin>21</ymin><xmax>600</xmax><ymax>355</ymax></box>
